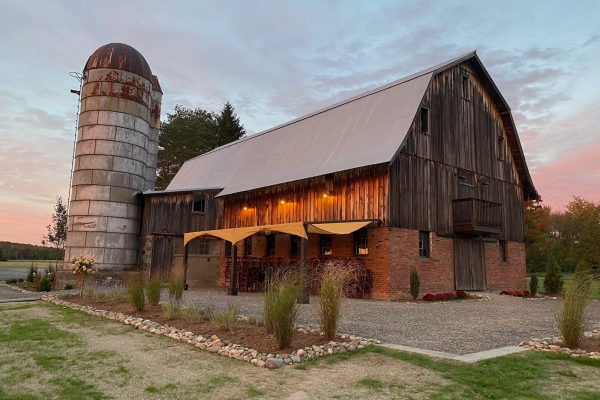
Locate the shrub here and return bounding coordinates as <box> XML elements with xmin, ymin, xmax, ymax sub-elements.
<box><xmin>557</xmin><ymin>268</ymin><xmax>591</xmax><ymax>348</ymax></box>
<box><xmin>27</xmin><ymin>263</ymin><xmax>36</xmax><ymax>283</ymax></box>
<box><xmin>146</xmin><ymin>277</ymin><xmax>162</xmax><ymax>306</ymax></box>
<box><xmin>409</xmin><ymin>267</ymin><xmax>420</xmax><ymax>300</ymax></box>
<box><xmin>181</xmin><ymin>302</ymin><xmax>200</xmax><ymax>323</ymax></box>
<box><xmin>264</xmin><ymin>267</ymin><xmax>304</xmax><ymax>349</ymax></box>
<box><xmin>435</xmin><ymin>293</ymin><xmax>447</xmax><ymax>300</ymax></box>
<box><xmin>37</xmin><ymin>276</ymin><xmax>52</xmax><ymax>292</ymax></box>
<box><xmin>162</xmin><ymin>300</ymin><xmax>180</xmax><ymax>320</ymax></box>
<box><xmin>63</xmin><ymin>283</ymin><xmax>74</xmax><ymax>290</ymax></box>
<box><xmin>456</xmin><ymin>290</ymin><xmax>468</xmax><ymax>299</ymax></box>
<box><xmin>127</xmin><ymin>275</ymin><xmax>146</xmax><ymax>312</ymax></box>
<box><xmin>544</xmin><ymin>257</ymin><xmax>563</xmax><ymax>295</ymax></box>
<box><xmin>18</xmin><ymin>278</ymin><xmax>24</xmax><ymax>283</ymax></box>
<box><xmin>210</xmin><ymin>302</ymin><xmax>240</xmax><ymax>333</ymax></box>
<box><xmin>167</xmin><ymin>274</ymin><xmax>184</xmax><ymax>301</ymax></box>
<box><xmin>423</xmin><ymin>294</ymin><xmax>436</xmax><ymax>301</ymax></box>
<box><xmin>319</xmin><ymin>262</ymin><xmax>351</xmax><ymax>341</ymax></box>
<box><xmin>529</xmin><ymin>274</ymin><xmax>539</xmax><ymax>297</ymax></box>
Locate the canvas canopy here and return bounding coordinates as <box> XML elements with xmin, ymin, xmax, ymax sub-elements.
<box><xmin>184</xmin><ymin>221</ymin><xmax>373</xmax><ymax>246</ymax></box>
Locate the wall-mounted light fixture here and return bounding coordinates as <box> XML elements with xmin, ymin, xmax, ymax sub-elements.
<box><xmin>323</xmin><ymin>189</ymin><xmax>334</xmax><ymax>198</ymax></box>
<box><xmin>458</xmin><ymin>174</ymin><xmax>467</xmax><ymax>180</ymax></box>
<box><xmin>280</xmin><ymin>197</ymin><xmax>291</xmax><ymax>205</ymax></box>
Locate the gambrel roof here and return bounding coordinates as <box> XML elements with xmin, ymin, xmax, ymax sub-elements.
<box><xmin>167</xmin><ymin>52</ymin><xmax>537</xmax><ymax>200</ymax></box>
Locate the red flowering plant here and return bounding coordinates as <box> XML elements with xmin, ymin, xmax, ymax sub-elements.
<box><xmin>423</xmin><ymin>294</ymin><xmax>436</xmax><ymax>301</ymax></box>
<box><xmin>456</xmin><ymin>290</ymin><xmax>469</xmax><ymax>298</ymax></box>
<box><xmin>500</xmin><ymin>290</ymin><xmax>531</xmax><ymax>297</ymax></box>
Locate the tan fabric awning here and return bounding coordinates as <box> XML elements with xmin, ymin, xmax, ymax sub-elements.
<box><xmin>184</xmin><ymin>220</ymin><xmax>374</xmax><ymax>245</ymax></box>
<box><xmin>184</xmin><ymin>222</ymin><xmax>307</xmax><ymax>246</ymax></box>
<box><xmin>307</xmin><ymin>221</ymin><xmax>371</xmax><ymax>235</ymax></box>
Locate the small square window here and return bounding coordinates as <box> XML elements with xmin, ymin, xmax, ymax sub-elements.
<box><xmin>193</xmin><ymin>194</ymin><xmax>206</xmax><ymax>213</ymax></box>
<box><xmin>266</xmin><ymin>235</ymin><xmax>276</xmax><ymax>257</ymax></box>
<box><xmin>419</xmin><ymin>106</ymin><xmax>429</xmax><ymax>134</ymax></box>
<box><xmin>499</xmin><ymin>240</ymin><xmax>507</xmax><ymax>262</ymax></box>
<box><xmin>320</xmin><ymin>234</ymin><xmax>332</xmax><ymax>256</ymax></box>
<box><xmin>290</xmin><ymin>235</ymin><xmax>301</xmax><ymax>257</ymax></box>
<box><xmin>354</xmin><ymin>229</ymin><xmax>368</xmax><ymax>255</ymax></box>
<box><xmin>244</xmin><ymin>237</ymin><xmax>252</xmax><ymax>257</ymax></box>
<box><xmin>419</xmin><ymin>231</ymin><xmax>430</xmax><ymax>258</ymax></box>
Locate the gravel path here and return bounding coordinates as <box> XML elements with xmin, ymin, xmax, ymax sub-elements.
<box><xmin>0</xmin><ymin>284</ymin><xmax>42</xmax><ymax>301</ymax></box>
<box><xmin>178</xmin><ymin>288</ymin><xmax>600</xmax><ymax>355</ymax></box>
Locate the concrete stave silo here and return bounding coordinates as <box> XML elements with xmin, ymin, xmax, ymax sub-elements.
<box><xmin>63</xmin><ymin>43</ymin><xmax>161</xmax><ymax>272</ymax></box>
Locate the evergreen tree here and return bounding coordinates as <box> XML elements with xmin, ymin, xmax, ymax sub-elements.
<box><xmin>544</xmin><ymin>256</ymin><xmax>564</xmax><ymax>295</ymax></box>
<box><xmin>211</xmin><ymin>102</ymin><xmax>246</xmax><ymax>148</ymax></box>
<box><xmin>41</xmin><ymin>197</ymin><xmax>68</xmax><ymax>269</ymax></box>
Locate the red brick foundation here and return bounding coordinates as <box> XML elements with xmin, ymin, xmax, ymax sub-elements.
<box><xmin>485</xmin><ymin>241</ymin><xmax>526</xmax><ymax>291</ymax></box>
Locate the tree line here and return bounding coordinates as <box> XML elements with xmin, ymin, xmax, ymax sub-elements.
<box><xmin>0</xmin><ymin>241</ymin><xmax>64</xmax><ymax>261</ymax></box>
<box><xmin>525</xmin><ymin>196</ymin><xmax>600</xmax><ymax>273</ymax></box>
<box><xmin>156</xmin><ymin>102</ymin><xmax>246</xmax><ymax>190</ymax></box>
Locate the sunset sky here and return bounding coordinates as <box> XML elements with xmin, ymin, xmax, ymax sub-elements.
<box><xmin>0</xmin><ymin>0</ymin><xmax>599</xmax><ymax>245</ymax></box>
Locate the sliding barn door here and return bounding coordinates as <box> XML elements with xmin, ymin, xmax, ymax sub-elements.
<box><xmin>454</xmin><ymin>236</ymin><xmax>487</xmax><ymax>290</ymax></box>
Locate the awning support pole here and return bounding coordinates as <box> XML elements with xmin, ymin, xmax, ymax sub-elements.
<box><xmin>228</xmin><ymin>244</ymin><xmax>239</xmax><ymax>296</ymax></box>
<box><xmin>298</xmin><ymin>225</ymin><xmax>309</xmax><ymax>304</ymax></box>
<box><xmin>183</xmin><ymin>242</ymin><xmax>189</xmax><ymax>290</ymax></box>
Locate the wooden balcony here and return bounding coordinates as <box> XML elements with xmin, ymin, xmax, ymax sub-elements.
<box><xmin>452</xmin><ymin>198</ymin><xmax>503</xmax><ymax>234</ymax></box>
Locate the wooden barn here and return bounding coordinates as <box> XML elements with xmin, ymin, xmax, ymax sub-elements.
<box><xmin>141</xmin><ymin>51</ymin><xmax>537</xmax><ymax>300</ymax></box>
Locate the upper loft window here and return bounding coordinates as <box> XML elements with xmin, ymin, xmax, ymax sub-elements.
<box><xmin>419</xmin><ymin>106</ymin><xmax>429</xmax><ymax>134</ymax></box>
<box><xmin>193</xmin><ymin>194</ymin><xmax>206</xmax><ymax>213</ymax></box>
<box><xmin>266</xmin><ymin>235</ymin><xmax>276</xmax><ymax>257</ymax></box>
<box><xmin>497</xmin><ymin>135</ymin><xmax>506</xmax><ymax>160</ymax></box>
<box><xmin>419</xmin><ymin>231</ymin><xmax>430</xmax><ymax>258</ymax></box>
<box><xmin>462</xmin><ymin>75</ymin><xmax>470</xmax><ymax>100</ymax></box>
<box><xmin>354</xmin><ymin>228</ymin><xmax>368</xmax><ymax>255</ymax></box>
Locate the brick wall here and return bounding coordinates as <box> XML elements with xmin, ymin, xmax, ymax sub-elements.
<box><xmin>486</xmin><ymin>241</ymin><xmax>526</xmax><ymax>291</ymax></box>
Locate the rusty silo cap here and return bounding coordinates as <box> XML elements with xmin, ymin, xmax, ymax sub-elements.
<box><xmin>84</xmin><ymin>43</ymin><xmax>153</xmax><ymax>81</ymax></box>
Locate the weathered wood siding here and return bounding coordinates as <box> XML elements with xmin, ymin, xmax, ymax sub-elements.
<box><xmin>389</xmin><ymin>63</ymin><xmax>525</xmax><ymax>242</ymax></box>
<box><xmin>223</xmin><ymin>165</ymin><xmax>388</xmax><ymax>228</ymax></box>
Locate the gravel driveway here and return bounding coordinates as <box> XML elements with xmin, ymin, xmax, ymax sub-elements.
<box><xmin>0</xmin><ymin>284</ymin><xmax>42</xmax><ymax>301</ymax></box>
<box><xmin>179</xmin><ymin>288</ymin><xmax>600</xmax><ymax>355</ymax></box>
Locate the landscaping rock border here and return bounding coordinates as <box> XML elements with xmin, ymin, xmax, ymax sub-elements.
<box><xmin>519</xmin><ymin>330</ymin><xmax>600</xmax><ymax>359</ymax></box>
<box><xmin>40</xmin><ymin>295</ymin><xmax>380</xmax><ymax>368</ymax></box>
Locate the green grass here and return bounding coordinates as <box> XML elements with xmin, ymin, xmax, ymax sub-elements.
<box><xmin>246</xmin><ymin>386</ymin><xmax>265</xmax><ymax>397</ymax></box>
<box><xmin>0</xmin><ymin>260</ymin><xmax>55</xmax><ymax>269</ymax></box>
<box><xmin>526</xmin><ymin>275</ymin><xmax>600</xmax><ymax>299</ymax></box>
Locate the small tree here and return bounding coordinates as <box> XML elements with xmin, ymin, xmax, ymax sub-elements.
<box><xmin>42</xmin><ymin>196</ymin><xmax>68</xmax><ymax>270</ymax></box>
<box><xmin>544</xmin><ymin>257</ymin><xmax>563</xmax><ymax>295</ymax></box>
<box><xmin>71</xmin><ymin>255</ymin><xmax>97</xmax><ymax>296</ymax></box>
<box><xmin>409</xmin><ymin>267</ymin><xmax>420</xmax><ymax>300</ymax></box>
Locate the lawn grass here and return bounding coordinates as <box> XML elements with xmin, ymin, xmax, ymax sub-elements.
<box><xmin>0</xmin><ymin>260</ymin><xmax>56</xmax><ymax>269</ymax></box>
<box><xmin>1</xmin><ymin>301</ymin><xmax>600</xmax><ymax>399</ymax></box>
<box><xmin>527</xmin><ymin>275</ymin><xmax>600</xmax><ymax>299</ymax></box>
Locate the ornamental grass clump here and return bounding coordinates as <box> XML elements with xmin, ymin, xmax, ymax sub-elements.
<box><xmin>181</xmin><ymin>302</ymin><xmax>200</xmax><ymax>323</ymax></box>
<box><xmin>127</xmin><ymin>275</ymin><xmax>146</xmax><ymax>312</ymax></box>
<box><xmin>529</xmin><ymin>274</ymin><xmax>539</xmax><ymax>297</ymax></box>
<box><xmin>146</xmin><ymin>276</ymin><xmax>162</xmax><ymax>306</ymax></box>
<box><xmin>319</xmin><ymin>262</ymin><xmax>351</xmax><ymax>341</ymax></box>
<box><xmin>409</xmin><ymin>267</ymin><xmax>420</xmax><ymax>300</ymax></box>
<box><xmin>70</xmin><ymin>255</ymin><xmax>97</xmax><ymax>296</ymax></box>
<box><xmin>162</xmin><ymin>300</ymin><xmax>180</xmax><ymax>320</ymax></box>
<box><xmin>210</xmin><ymin>302</ymin><xmax>240</xmax><ymax>333</ymax></box>
<box><xmin>557</xmin><ymin>265</ymin><xmax>592</xmax><ymax>348</ymax></box>
<box><xmin>167</xmin><ymin>274</ymin><xmax>184</xmax><ymax>301</ymax></box>
<box><xmin>264</xmin><ymin>267</ymin><xmax>305</xmax><ymax>349</ymax></box>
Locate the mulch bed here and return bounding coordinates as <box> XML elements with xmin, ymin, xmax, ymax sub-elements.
<box><xmin>66</xmin><ymin>295</ymin><xmax>329</xmax><ymax>354</ymax></box>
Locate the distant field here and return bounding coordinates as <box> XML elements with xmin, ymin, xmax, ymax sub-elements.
<box><xmin>0</xmin><ymin>260</ymin><xmax>58</xmax><ymax>269</ymax></box>
<box><xmin>527</xmin><ymin>275</ymin><xmax>600</xmax><ymax>300</ymax></box>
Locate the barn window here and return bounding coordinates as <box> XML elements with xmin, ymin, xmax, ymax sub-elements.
<box><xmin>419</xmin><ymin>106</ymin><xmax>429</xmax><ymax>134</ymax></box>
<box><xmin>192</xmin><ymin>194</ymin><xmax>206</xmax><ymax>213</ymax></box>
<box><xmin>290</xmin><ymin>235</ymin><xmax>300</xmax><ymax>257</ymax></box>
<box><xmin>320</xmin><ymin>234</ymin><xmax>333</xmax><ymax>256</ymax></box>
<box><xmin>497</xmin><ymin>135</ymin><xmax>505</xmax><ymax>160</ymax></box>
<box><xmin>244</xmin><ymin>237</ymin><xmax>253</xmax><ymax>256</ymax></box>
<box><xmin>225</xmin><ymin>241</ymin><xmax>232</xmax><ymax>258</ymax></box>
<box><xmin>354</xmin><ymin>229</ymin><xmax>369</xmax><ymax>255</ymax></box>
<box><xmin>499</xmin><ymin>240</ymin><xmax>507</xmax><ymax>262</ymax></box>
<box><xmin>462</xmin><ymin>75</ymin><xmax>470</xmax><ymax>100</ymax></box>
<box><xmin>266</xmin><ymin>235</ymin><xmax>276</xmax><ymax>256</ymax></box>
<box><xmin>419</xmin><ymin>231</ymin><xmax>430</xmax><ymax>258</ymax></box>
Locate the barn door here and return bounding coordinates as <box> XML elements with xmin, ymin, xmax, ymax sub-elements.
<box><xmin>454</xmin><ymin>235</ymin><xmax>486</xmax><ymax>290</ymax></box>
<box><xmin>151</xmin><ymin>236</ymin><xmax>174</xmax><ymax>280</ymax></box>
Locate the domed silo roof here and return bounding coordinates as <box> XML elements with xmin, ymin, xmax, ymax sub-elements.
<box><xmin>84</xmin><ymin>43</ymin><xmax>153</xmax><ymax>81</ymax></box>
